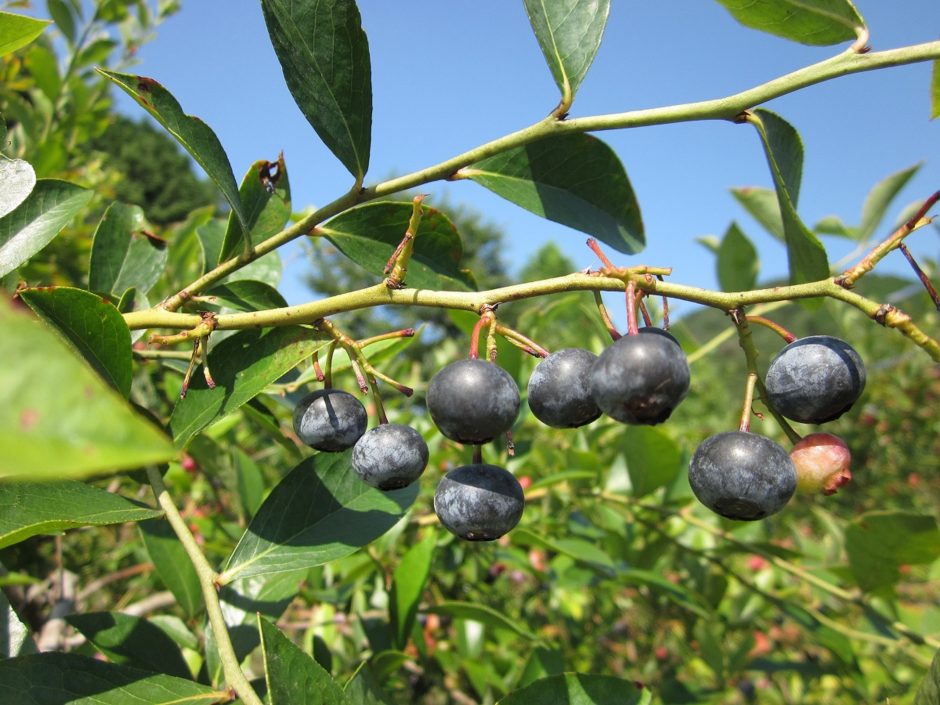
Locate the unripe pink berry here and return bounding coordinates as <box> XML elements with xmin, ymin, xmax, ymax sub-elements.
<box><xmin>790</xmin><ymin>433</ymin><xmax>852</xmax><ymax>495</ymax></box>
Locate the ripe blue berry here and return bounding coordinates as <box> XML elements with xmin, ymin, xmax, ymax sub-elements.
<box><xmin>292</xmin><ymin>389</ymin><xmax>368</xmax><ymax>452</ymax></box>
<box><xmin>527</xmin><ymin>348</ymin><xmax>601</xmax><ymax>428</ymax></box>
<box><xmin>352</xmin><ymin>423</ymin><xmax>429</xmax><ymax>490</ymax></box>
<box><xmin>434</xmin><ymin>463</ymin><xmax>525</xmax><ymax>540</ymax></box>
<box><xmin>426</xmin><ymin>359</ymin><xmax>520</xmax><ymax>444</ymax></box>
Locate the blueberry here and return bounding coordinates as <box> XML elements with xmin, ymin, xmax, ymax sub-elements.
<box><xmin>764</xmin><ymin>335</ymin><xmax>866</xmax><ymax>424</ymax></box>
<box><xmin>292</xmin><ymin>388</ymin><xmax>368</xmax><ymax>452</ymax></box>
<box><xmin>688</xmin><ymin>431</ymin><xmax>796</xmax><ymax>521</ymax></box>
<box><xmin>527</xmin><ymin>348</ymin><xmax>601</xmax><ymax>428</ymax></box>
<box><xmin>352</xmin><ymin>423</ymin><xmax>429</xmax><ymax>490</ymax></box>
<box><xmin>426</xmin><ymin>359</ymin><xmax>520</xmax><ymax>444</ymax></box>
<box><xmin>433</xmin><ymin>463</ymin><xmax>525</xmax><ymax>540</ymax></box>
<box><xmin>589</xmin><ymin>332</ymin><xmax>690</xmax><ymax>425</ymax></box>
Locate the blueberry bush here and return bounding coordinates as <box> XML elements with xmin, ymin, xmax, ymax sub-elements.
<box><xmin>1</xmin><ymin>1</ymin><xmax>940</xmax><ymax>703</ymax></box>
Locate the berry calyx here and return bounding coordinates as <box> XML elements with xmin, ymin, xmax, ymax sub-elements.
<box><xmin>527</xmin><ymin>348</ymin><xmax>601</xmax><ymax>428</ymax></box>
<box><xmin>426</xmin><ymin>359</ymin><xmax>520</xmax><ymax>444</ymax></box>
<box><xmin>434</xmin><ymin>463</ymin><xmax>525</xmax><ymax>540</ymax></box>
<box><xmin>352</xmin><ymin>423</ymin><xmax>429</xmax><ymax>490</ymax></box>
<box><xmin>688</xmin><ymin>431</ymin><xmax>796</xmax><ymax>521</ymax></box>
<box><xmin>292</xmin><ymin>388</ymin><xmax>368</xmax><ymax>452</ymax></box>
<box><xmin>764</xmin><ymin>335</ymin><xmax>866</xmax><ymax>424</ymax></box>
<box><xmin>790</xmin><ymin>432</ymin><xmax>852</xmax><ymax>495</ymax></box>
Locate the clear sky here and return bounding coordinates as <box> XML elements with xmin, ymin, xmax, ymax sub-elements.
<box><xmin>98</xmin><ymin>2</ymin><xmax>940</xmax><ymax>309</ymax></box>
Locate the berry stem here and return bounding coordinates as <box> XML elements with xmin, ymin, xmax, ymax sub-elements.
<box><xmin>486</xmin><ymin>315</ymin><xmax>499</xmax><ymax>362</ymax></box>
<box><xmin>593</xmin><ymin>291</ymin><xmax>621</xmax><ymax>341</ymax></box>
<box><xmin>179</xmin><ymin>338</ymin><xmax>200</xmax><ymax>399</ymax></box>
<box><xmin>625</xmin><ymin>280</ymin><xmax>639</xmax><ymax>336</ymax></box>
<box><xmin>311</xmin><ymin>351</ymin><xmax>325</xmax><ymax>382</ymax></box>
<box><xmin>638</xmin><ymin>297</ymin><xmax>653</xmax><ymax>328</ymax></box>
<box><xmin>898</xmin><ymin>242</ymin><xmax>940</xmax><ymax>310</ymax></box>
<box><xmin>384</xmin><ymin>195</ymin><xmax>426</xmax><ymax>288</ymax></box>
<box><xmin>199</xmin><ymin>336</ymin><xmax>216</xmax><ymax>389</ymax></box>
<box><xmin>472</xmin><ymin>445</ymin><xmax>483</xmax><ymax>464</ymax></box>
<box><xmin>738</xmin><ymin>372</ymin><xmax>758</xmax><ymax>432</ymax></box>
<box><xmin>358</xmin><ymin>328</ymin><xmax>417</xmax><ymax>348</ymax></box>
<box><xmin>658</xmin><ymin>275</ymin><xmax>670</xmax><ymax>330</ymax></box>
<box><xmin>746</xmin><ymin>316</ymin><xmax>797</xmax><ymax>343</ymax></box>
<box><xmin>586</xmin><ymin>237</ymin><xmax>616</xmax><ymax>270</ymax></box>
<box><xmin>495</xmin><ymin>323</ymin><xmax>549</xmax><ymax>358</ymax></box>
<box><xmin>323</xmin><ymin>341</ymin><xmax>337</xmax><ymax>388</ymax></box>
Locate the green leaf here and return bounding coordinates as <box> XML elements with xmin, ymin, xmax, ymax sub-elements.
<box><xmin>0</xmin><ymin>11</ymin><xmax>50</xmax><ymax>57</ymax></box>
<box><xmin>139</xmin><ymin>518</ymin><xmax>203</xmax><ymax>618</ymax></box>
<box><xmin>221</xmin><ymin>451</ymin><xmax>418</xmax><ymax>583</ymax></box>
<box><xmin>518</xmin><ymin>647</ymin><xmax>565</xmax><ymax>688</ymax></box>
<box><xmin>320</xmin><ymin>201</ymin><xmax>475</xmax><ymax>290</ymax></box>
<box><xmin>261</xmin><ymin>0</ymin><xmax>372</xmax><ymax>182</ymax></box>
<box><xmin>390</xmin><ymin>531</ymin><xmax>436</xmax><ymax>649</ymax></box>
<box><xmin>915</xmin><ymin>648</ymin><xmax>940</xmax><ymax>705</ymax></box>
<box><xmin>0</xmin><ymin>179</ymin><xmax>92</xmax><ymax>277</ymax></box>
<box><xmin>731</xmin><ymin>187</ymin><xmax>784</xmax><ymax>241</ymax></box>
<box><xmin>714</xmin><ymin>0</ymin><xmax>864</xmax><ymax>46</ymax></box>
<box><xmin>0</xmin><ymin>653</ymin><xmax>226</xmax><ymax>704</ymax></box>
<box><xmin>18</xmin><ymin>287</ymin><xmax>132</xmax><ymax>398</ymax></box>
<box><xmin>259</xmin><ymin>618</ymin><xmax>349</xmax><ymax>705</ymax></box>
<box><xmin>857</xmin><ymin>162</ymin><xmax>920</xmax><ymax>242</ymax></box>
<box><xmin>523</xmin><ymin>0</ymin><xmax>611</xmax><ymax>112</ymax></box>
<box><xmin>463</xmin><ymin>134</ymin><xmax>643</xmax><ymax>254</ymax></box>
<box><xmin>747</xmin><ymin>109</ymin><xmax>828</xmax><ymax>284</ymax></box>
<box><xmin>345</xmin><ymin>664</ymin><xmax>393</xmax><ymax>705</ymax></box>
<box><xmin>47</xmin><ymin>0</ymin><xmax>76</xmax><ymax>44</ymax></box>
<box><xmin>197</xmin><ymin>219</ymin><xmax>225</xmax><ymax>275</ymax></box>
<box><xmin>231</xmin><ymin>447</ymin><xmax>265</xmax><ymax>519</ymax></box>
<box><xmin>932</xmin><ymin>61</ymin><xmax>940</xmax><ymax>120</ymax></box>
<box><xmin>716</xmin><ymin>222</ymin><xmax>759</xmax><ymax>292</ymax></box>
<box><xmin>426</xmin><ymin>601</ymin><xmax>539</xmax><ymax>641</ymax></box>
<box><xmin>66</xmin><ymin>612</ymin><xmax>191</xmax><ymax>679</ymax></box>
<box><xmin>0</xmin><ymin>299</ymin><xmax>176</xmax><ymax>481</ymax></box>
<box><xmin>88</xmin><ymin>202</ymin><xmax>167</xmax><ymax>297</ymax></box>
<box><xmin>169</xmin><ymin>326</ymin><xmax>327</xmax><ymax>447</ymax></box>
<box><xmin>220</xmin><ymin>154</ymin><xmax>291</xmax><ymax>262</ymax></box>
<box><xmin>845</xmin><ymin>510</ymin><xmax>940</xmax><ymax>593</ymax></box>
<box><xmin>204</xmin><ymin>280</ymin><xmax>288</xmax><ymax>313</ymax></box>
<box><xmin>497</xmin><ymin>673</ymin><xmax>651</xmax><ymax>705</ymax></box>
<box><xmin>621</xmin><ymin>569</ymin><xmax>710</xmax><ymax>618</ymax></box>
<box><xmin>0</xmin><ymin>481</ymin><xmax>161</xmax><ymax>549</ymax></box>
<box><xmin>512</xmin><ymin>529</ymin><xmax>615</xmax><ymax>572</ymax></box>
<box><xmin>622</xmin><ymin>426</ymin><xmax>682</xmax><ymax>498</ymax></box>
<box><xmin>0</xmin><ymin>158</ymin><xmax>35</xmax><ymax>219</ymax></box>
<box><xmin>97</xmin><ymin>70</ymin><xmax>246</xmax><ymax>229</ymax></box>
<box><xmin>1</xmin><ymin>586</ymin><xmax>35</xmax><ymax>657</ymax></box>
<box><xmin>813</xmin><ymin>214</ymin><xmax>855</xmax><ymax>238</ymax></box>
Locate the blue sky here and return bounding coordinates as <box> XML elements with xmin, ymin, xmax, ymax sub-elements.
<box><xmin>89</xmin><ymin>2</ymin><xmax>940</xmax><ymax>308</ymax></box>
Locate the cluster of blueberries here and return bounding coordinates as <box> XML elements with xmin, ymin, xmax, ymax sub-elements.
<box><xmin>292</xmin><ymin>328</ymin><xmax>865</xmax><ymax>539</ymax></box>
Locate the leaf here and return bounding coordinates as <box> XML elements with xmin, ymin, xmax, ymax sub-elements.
<box><xmin>857</xmin><ymin>162</ymin><xmax>920</xmax><ymax>242</ymax></box>
<box><xmin>747</xmin><ymin>110</ymin><xmax>828</xmax><ymax>284</ymax></box>
<box><xmin>345</xmin><ymin>664</ymin><xmax>393</xmax><ymax>705</ymax></box>
<box><xmin>320</xmin><ymin>202</ymin><xmax>475</xmax><ymax>290</ymax></box>
<box><xmin>97</xmin><ymin>70</ymin><xmax>246</xmax><ymax>229</ymax></box>
<box><xmin>259</xmin><ymin>618</ymin><xmax>348</xmax><ymax>705</ymax></box>
<box><xmin>523</xmin><ymin>0</ymin><xmax>611</xmax><ymax>112</ymax></box>
<box><xmin>139</xmin><ymin>518</ymin><xmax>202</xmax><ymax>618</ymax></box>
<box><xmin>716</xmin><ymin>222</ymin><xmax>759</xmax><ymax>292</ymax></box>
<box><xmin>169</xmin><ymin>326</ymin><xmax>327</xmax><ymax>447</ymax></box>
<box><xmin>845</xmin><ymin>511</ymin><xmax>940</xmax><ymax>593</ymax></box>
<box><xmin>18</xmin><ymin>286</ymin><xmax>132</xmax><ymax>398</ymax></box>
<box><xmin>497</xmin><ymin>673</ymin><xmax>651</xmax><ymax>705</ymax></box>
<box><xmin>622</xmin><ymin>426</ymin><xmax>682</xmax><ymax>498</ymax></box>
<box><xmin>426</xmin><ymin>601</ymin><xmax>539</xmax><ymax>641</ymax></box>
<box><xmin>0</xmin><ymin>652</ymin><xmax>226</xmax><ymax>704</ymax></box>
<box><xmin>220</xmin><ymin>155</ymin><xmax>291</xmax><ymax>262</ymax></box>
<box><xmin>813</xmin><ymin>214</ymin><xmax>855</xmax><ymax>238</ymax></box>
<box><xmin>463</xmin><ymin>134</ymin><xmax>643</xmax><ymax>254</ymax></box>
<box><xmin>621</xmin><ymin>569</ymin><xmax>710</xmax><ymax>618</ymax></box>
<box><xmin>261</xmin><ymin>0</ymin><xmax>372</xmax><ymax>182</ymax></box>
<box><xmin>390</xmin><ymin>531</ymin><xmax>436</xmax><ymax>649</ymax></box>
<box><xmin>0</xmin><ymin>158</ymin><xmax>35</xmax><ymax>218</ymax></box>
<box><xmin>231</xmin><ymin>447</ymin><xmax>265</xmax><ymax>519</ymax></box>
<box><xmin>1</xmin><ymin>586</ymin><xmax>35</xmax><ymax>657</ymax></box>
<box><xmin>731</xmin><ymin>187</ymin><xmax>784</xmax><ymax>241</ymax></box>
<box><xmin>915</xmin><ymin>648</ymin><xmax>940</xmax><ymax>705</ymax></box>
<box><xmin>0</xmin><ymin>481</ymin><xmax>161</xmax><ymax>549</ymax></box>
<box><xmin>932</xmin><ymin>61</ymin><xmax>940</xmax><ymax>120</ymax></box>
<box><xmin>197</xmin><ymin>219</ymin><xmax>225</xmax><ymax>275</ymax></box>
<box><xmin>221</xmin><ymin>451</ymin><xmax>418</xmax><ymax>583</ymax></box>
<box><xmin>88</xmin><ymin>202</ymin><xmax>167</xmax><ymax>297</ymax></box>
<box><xmin>512</xmin><ymin>529</ymin><xmax>615</xmax><ymax>572</ymax></box>
<box><xmin>0</xmin><ymin>11</ymin><xmax>50</xmax><ymax>57</ymax></box>
<box><xmin>203</xmin><ymin>280</ymin><xmax>288</xmax><ymax>313</ymax></box>
<box><xmin>0</xmin><ymin>299</ymin><xmax>176</xmax><ymax>481</ymax></box>
<box><xmin>0</xmin><ymin>179</ymin><xmax>92</xmax><ymax>277</ymax></box>
<box><xmin>47</xmin><ymin>0</ymin><xmax>76</xmax><ymax>44</ymax></box>
<box><xmin>714</xmin><ymin>0</ymin><xmax>864</xmax><ymax>46</ymax></box>
<box><xmin>66</xmin><ymin>612</ymin><xmax>191</xmax><ymax>679</ymax></box>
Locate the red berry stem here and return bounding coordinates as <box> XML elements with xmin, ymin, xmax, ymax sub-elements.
<box><xmin>593</xmin><ymin>291</ymin><xmax>621</xmax><ymax>341</ymax></box>
<box><xmin>626</xmin><ymin>280</ymin><xmax>639</xmax><ymax>336</ymax></box>
<box><xmin>638</xmin><ymin>296</ymin><xmax>653</xmax><ymax>327</ymax></box>
<box><xmin>358</xmin><ymin>328</ymin><xmax>417</xmax><ymax>347</ymax></box>
<box><xmin>898</xmin><ymin>243</ymin><xmax>940</xmax><ymax>310</ymax></box>
<box><xmin>586</xmin><ymin>237</ymin><xmax>616</xmax><ymax>270</ymax></box>
<box><xmin>746</xmin><ymin>316</ymin><xmax>797</xmax><ymax>343</ymax></box>
<box><xmin>658</xmin><ymin>275</ymin><xmax>671</xmax><ymax>330</ymax></box>
<box><xmin>311</xmin><ymin>351</ymin><xmax>326</xmax><ymax>382</ymax></box>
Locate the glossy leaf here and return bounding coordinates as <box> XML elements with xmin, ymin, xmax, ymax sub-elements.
<box><xmin>221</xmin><ymin>451</ymin><xmax>418</xmax><ymax>583</ymax></box>
<box><xmin>747</xmin><ymin>109</ymin><xmax>828</xmax><ymax>284</ymax></box>
<box><xmin>220</xmin><ymin>155</ymin><xmax>291</xmax><ymax>262</ymax></box>
<box><xmin>18</xmin><ymin>286</ymin><xmax>132</xmax><ymax>397</ymax></box>
<box><xmin>426</xmin><ymin>601</ymin><xmax>539</xmax><ymax>641</ymax></box>
<box><xmin>98</xmin><ymin>69</ymin><xmax>246</xmax><ymax>228</ymax></box>
<box><xmin>857</xmin><ymin>162</ymin><xmax>920</xmax><ymax>242</ymax></box>
<box><xmin>89</xmin><ymin>202</ymin><xmax>167</xmax><ymax>297</ymax></box>
<box><xmin>0</xmin><ymin>299</ymin><xmax>176</xmax><ymax>480</ymax></box>
<box><xmin>0</xmin><ymin>653</ymin><xmax>226</xmax><ymax>704</ymax></box>
<box><xmin>916</xmin><ymin>649</ymin><xmax>940</xmax><ymax>705</ymax></box>
<box><xmin>622</xmin><ymin>426</ymin><xmax>682</xmax><ymax>498</ymax></box>
<box><xmin>261</xmin><ymin>0</ymin><xmax>372</xmax><ymax>181</ymax></box>
<box><xmin>390</xmin><ymin>531</ymin><xmax>436</xmax><ymax>649</ymax></box>
<box><xmin>320</xmin><ymin>202</ymin><xmax>475</xmax><ymax>290</ymax></box>
<box><xmin>731</xmin><ymin>187</ymin><xmax>784</xmax><ymax>241</ymax></box>
<box><xmin>463</xmin><ymin>134</ymin><xmax>643</xmax><ymax>254</ymax></box>
<box><xmin>259</xmin><ymin>618</ymin><xmax>348</xmax><ymax>705</ymax></box>
<box><xmin>497</xmin><ymin>673</ymin><xmax>650</xmax><ymax>705</ymax></box>
<box><xmin>139</xmin><ymin>518</ymin><xmax>203</xmax><ymax>618</ymax></box>
<box><xmin>845</xmin><ymin>511</ymin><xmax>940</xmax><ymax>593</ymax></box>
<box><xmin>231</xmin><ymin>447</ymin><xmax>265</xmax><ymax>519</ymax></box>
<box><xmin>0</xmin><ymin>11</ymin><xmax>50</xmax><ymax>57</ymax></box>
<box><xmin>345</xmin><ymin>664</ymin><xmax>393</xmax><ymax>705</ymax></box>
<box><xmin>0</xmin><ymin>158</ymin><xmax>35</xmax><ymax>218</ymax></box>
<box><xmin>716</xmin><ymin>222</ymin><xmax>759</xmax><ymax>292</ymax></box>
<box><xmin>714</xmin><ymin>0</ymin><xmax>864</xmax><ymax>46</ymax></box>
<box><xmin>0</xmin><ymin>481</ymin><xmax>161</xmax><ymax>549</ymax></box>
<box><xmin>169</xmin><ymin>326</ymin><xmax>327</xmax><ymax>447</ymax></box>
<box><xmin>66</xmin><ymin>612</ymin><xmax>191</xmax><ymax>679</ymax></box>
<box><xmin>203</xmin><ymin>280</ymin><xmax>288</xmax><ymax>313</ymax></box>
<box><xmin>0</xmin><ymin>179</ymin><xmax>92</xmax><ymax>277</ymax></box>
<box><xmin>1</xmin><ymin>587</ymin><xmax>35</xmax><ymax>657</ymax></box>
<box><xmin>523</xmin><ymin>0</ymin><xmax>611</xmax><ymax>111</ymax></box>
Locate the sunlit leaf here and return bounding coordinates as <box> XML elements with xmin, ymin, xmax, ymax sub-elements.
<box><xmin>0</xmin><ymin>11</ymin><xmax>50</xmax><ymax>57</ymax></box>
<box><xmin>716</xmin><ymin>222</ymin><xmax>759</xmax><ymax>292</ymax></box>
<box><xmin>391</xmin><ymin>531</ymin><xmax>436</xmax><ymax>649</ymax></box>
<box><xmin>259</xmin><ymin>618</ymin><xmax>348</xmax><ymax>705</ymax></box>
<box><xmin>426</xmin><ymin>601</ymin><xmax>539</xmax><ymax>641</ymax></box>
<box><xmin>0</xmin><ymin>158</ymin><xmax>35</xmax><ymax>218</ymax></box>
<box><xmin>139</xmin><ymin>518</ymin><xmax>202</xmax><ymax>618</ymax></box>
<box><xmin>497</xmin><ymin>673</ymin><xmax>651</xmax><ymax>705</ymax></box>
<box><xmin>89</xmin><ymin>202</ymin><xmax>167</xmax><ymax>297</ymax></box>
<box><xmin>846</xmin><ymin>510</ymin><xmax>940</xmax><ymax>593</ymax></box>
<box><xmin>857</xmin><ymin>162</ymin><xmax>920</xmax><ymax>242</ymax></box>
<box><xmin>220</xmin><ymin>154</ymin><xmax>291</xmax><ymax>262</ymax></box>
<box><xmin>714</xmin><ymin>0</ymin><xmax>864</xmax><ymax>46</ymax></box>
<box><xmin>203</xmin><ymin>280</ymin><xmax>288</xmax><ymax>313</ymax></box>
<box><xmin>622</xmin><ymin>425</ymin><xmax>682</xmax><ymax>498</ymax></box>
<box><xmin>0</xmin><ymin>586</ymin><xmax>35</xmax><ymax>657</ymax></box>
<box><xmin>731</xmin><ymin>187</ymin><xmax>784</xmax><ymax>241</ymax></box>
